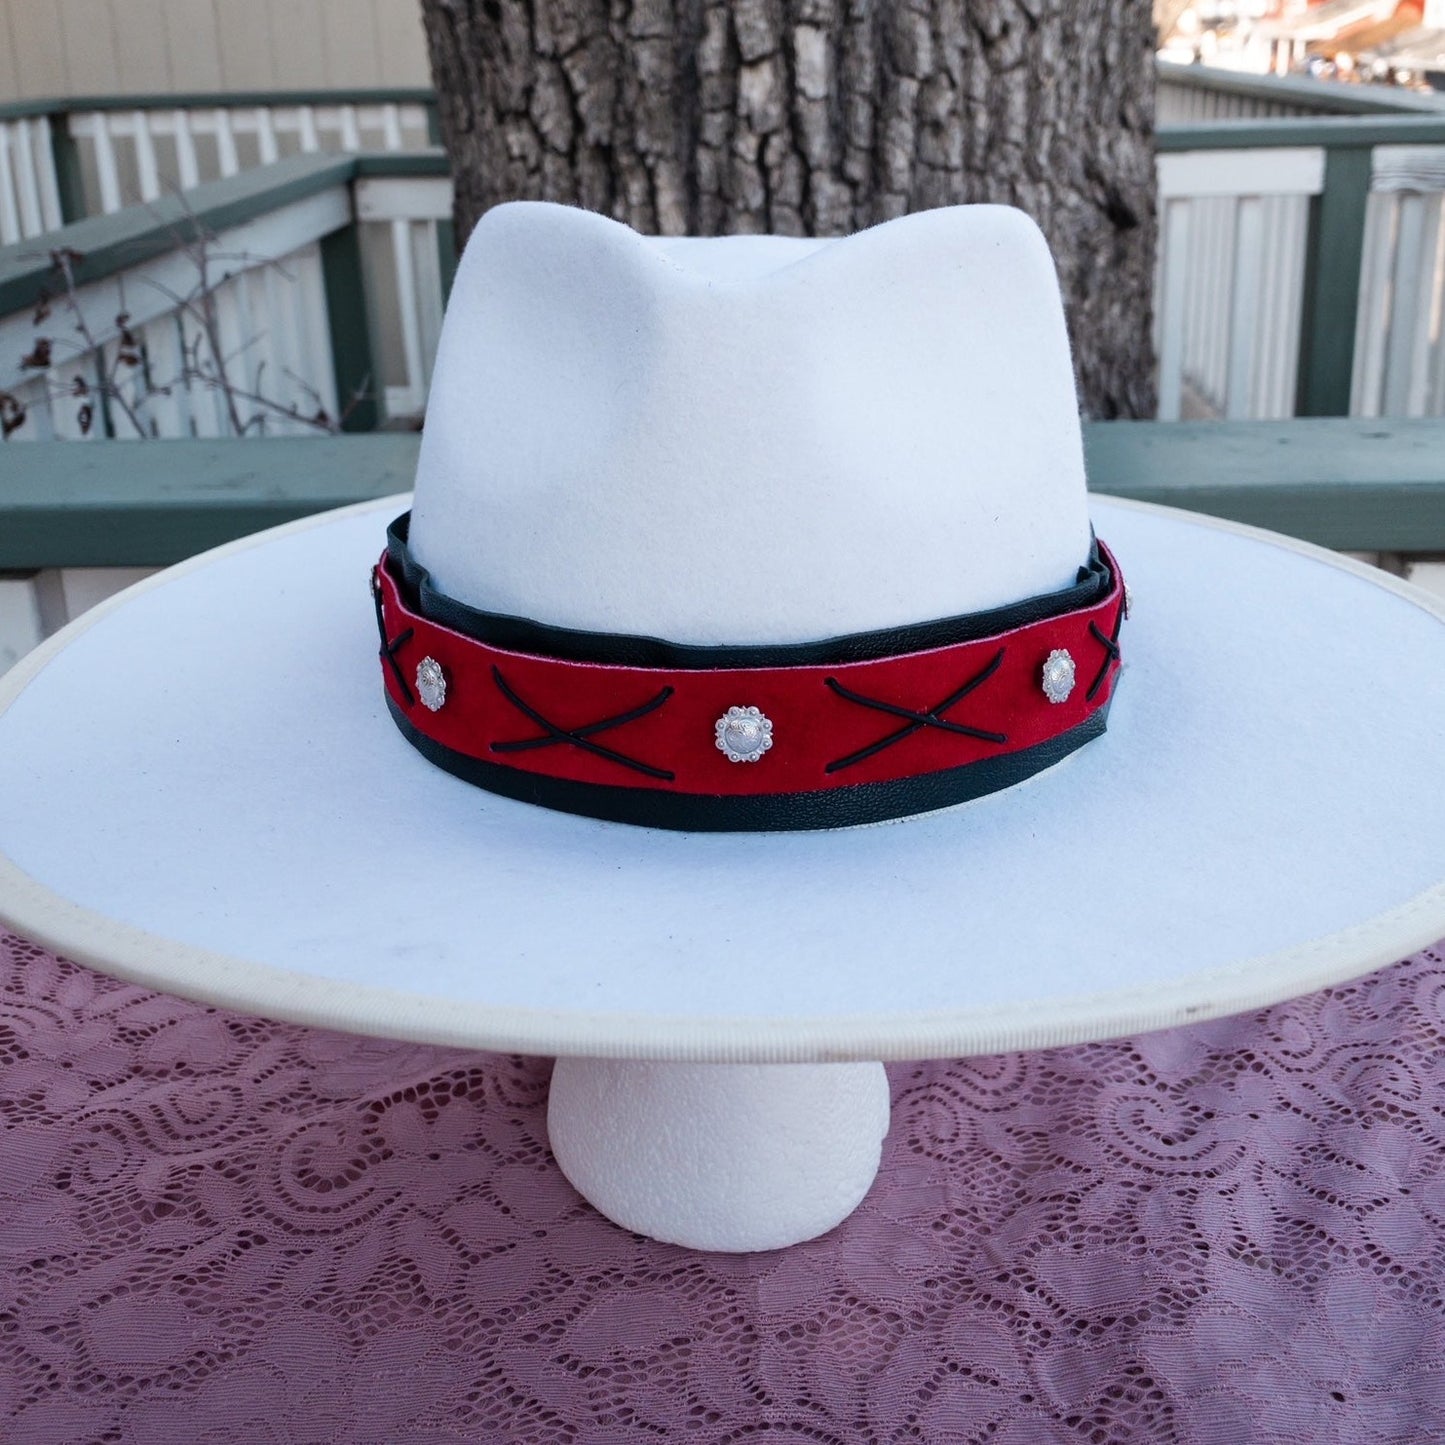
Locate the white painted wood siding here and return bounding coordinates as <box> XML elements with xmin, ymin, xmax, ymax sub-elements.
<box><xmin>0</xmin><ymin>0</ymin><xmax>430</xmax><ymax>99</ymax></box>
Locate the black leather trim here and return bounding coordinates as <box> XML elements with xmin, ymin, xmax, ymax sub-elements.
<box><xmin>386</xmin><ymin>693</ymin><xmax>1111</xmax><ymax>833</ymax></box>
<box><xmin>385</xmin><ymin>512</ymin><xmax>1112</xmax><ymax>670</ymax></box>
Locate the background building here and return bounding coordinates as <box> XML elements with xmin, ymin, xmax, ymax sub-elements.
<box><xmin>0</xmin><ymin>0</ymin><xmax>429</xmax><ymax>99</ymax></box>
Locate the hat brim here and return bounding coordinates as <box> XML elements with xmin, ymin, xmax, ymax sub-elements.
<box><xmin>1</xmin><ymin>495</ymin><xmax>1443</xmax><ymax>1063</ymax></box>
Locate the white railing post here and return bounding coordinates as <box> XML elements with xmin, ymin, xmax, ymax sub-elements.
<box><xmin>255</xmin><ymin>107</ymin><xmax>279</xmax><ymax>165</ymax></box>
<box><xmin>1155</xmin><ymin>198</ymin><xmax>1191</xmax><ymax>422</ymax></box>
<box><xmin>173</xmin><ymin>110</ymin><xmax>200</xmax><ymax>190</ymax></box>
<box><xmin>33</xmin><ymin>117</ymin><xmax>63</xmax><ymax>230</ymax></box>
<box><xmin>1225</xmin><ymin>196</ymin><xmax>1264</xmax><ymax>419</ymax></box>
<box><xmin>339</xmin><ymin>104</ymin><xmax>362</xmax><ymax>152</ymax></box>
<box><xmin>90</xmin><ymin>114</ymin><xmax>124</xmax><ymax>213</ymax></box>
<box><xmin>12</xmin><ymin>119</ymin><xmax>44</xmax><ymax>236</ymax></box>
<box><xmin>0</xmin><ymin>124</ymin><xmax>23</xmax><ymax>245</ymax></box>
<box><xmin>391</xmin><ymin>218</ymin><xmax>427</xmax><ymax>416</ymax></box>
<box><xmin>132</xmin><ymin>110</ymin><xmax>161</xmax><ymax>202</ymax></box>
<box><xmin>1155</xmin><ymin>147</ymin><xmax>1325</xmax><ymax>421</ymax></box>
<box><xmin>214</xmin><ymin>110</ymin><xmax>240</xmax><ymax>177</ymax></box>
<box><xmin>381</xmin><ymin>104</ymin><xmax>404</xmax><ymax>152</ymax></box>
<box><xmin>298</xmin><ymin>106</ymin><xmax>320</xmax><ymax>153</ymax></box>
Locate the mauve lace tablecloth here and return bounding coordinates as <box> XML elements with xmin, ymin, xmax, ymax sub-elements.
<box><xmin>2</xmin><ymin>931</ymin><xmax>1444</xmax><ymax>1445</ymax></box>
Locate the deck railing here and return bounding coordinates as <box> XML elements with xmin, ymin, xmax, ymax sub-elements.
<box><xmin>0</xmin><ymin>151</ymin><xmax>452</xmax><ymax>438</ymax></box>
<box><xmin>1157</xmin><ymin>115</ymin><xmax>1445</xmax><ymax>421</ymax></box>
<box><xmin>1156</xmin><ymin>60</ymin><xmax>1445</xmax><ymax>122</ymax></box>
<box><xmin>2</xmin><ymin>420</ymin><xmax>1441</xmax><ymax>675</ymax></box>
<box><xmin>0</xmin><ymin>89</ymin><xmax>436</xmax><ymax>244</ymax></box>
<box><xmin>1152</xmin><ymin>66</ymin><xmax>1445</xmax><ymax>420</ymax></box>
<box><xmin>4</xmin><ymin>67</ymin><xmax>1438</xmax><ymax>247</ymax></box>
<box><xmin>3</xmin><ymin>70</ymin><xmax>1445</xmax><ymax>438</ymax></box>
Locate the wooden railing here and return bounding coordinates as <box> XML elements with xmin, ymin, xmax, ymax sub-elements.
<box><xmin>3</xmin><ymin>74</ymin><xmax>1445</xmax><ymax>439</ymax></box>
<box><xmin>1157</xmin><ymin>115</ymin><xmax>1445</xmax><ymax>421</ymax></box>
<box><xmin>4</xmin><ymin>67</ymin><xmax>1437</xmax><ymax>246</ymax></box>
<box><xmin>1152</xmin><ymin>64</ymin><xmax>1445</xmax><ymax>421</ymax></box>
<box><xmin>0</xmin><ymin>151</ymin><xmax>452</xmax><ymax>439</ymax></box>
<box><xmin>0</xmin><ymin>89</ymin><xmax>436</xmax><ymax>244</ymax></box>
<box><xmin>1156</xmin><ymin>61</ymin><xmax>1445</xmax><ymax>122</ymax></box>
<box><xmin>2</xmin><ymin>421</ymin><xmax>1442</xmax><ymax>675</ymax></box>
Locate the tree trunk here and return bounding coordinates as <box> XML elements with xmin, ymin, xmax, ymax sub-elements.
<box><xmin>419</xmin><ymin>0</ymin><xmax>1158</xmax><ymax>419</ymax></box>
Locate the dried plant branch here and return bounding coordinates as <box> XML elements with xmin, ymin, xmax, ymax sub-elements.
<box><xmin>6</xmin><ymin>193</ymin><xmax>361</xmax><ymax>441</ymax></box>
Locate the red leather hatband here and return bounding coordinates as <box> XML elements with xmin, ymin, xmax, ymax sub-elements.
<box><xmin>372</xmin><ymin>515</ymin><xmax>1126</xmax><ymax>832</ymax></box>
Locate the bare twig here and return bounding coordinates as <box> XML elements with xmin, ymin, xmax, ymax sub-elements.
<box><xmin>7</xmin><ymin>190</ymin><xmax>358</xmax><ymax>441</ymax></box>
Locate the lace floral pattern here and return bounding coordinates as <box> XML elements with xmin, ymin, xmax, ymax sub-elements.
<box><xmin>3</xmin><ymin>929</ymin><xmax>1443</xmax><ymax>1443</ymax></box>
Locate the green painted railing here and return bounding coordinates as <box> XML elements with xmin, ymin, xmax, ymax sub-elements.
<box><xmin>3</xmin><ymin>63</ymin><xmax>1431</xmax><ymax>129</ymax></box>
<box><xmin>1158</xmin><ymin>115</ymin><xmax>1445</xmax><ymax>148</ymax></box>
<box><xmin>1156</xmin><ymin>60</ymin><xmax>1445</xmax><ymax>118</ymax></box>
<box><xmin>5</xmin><ymin>420</ymin><xmax>1442</xmax><ymax>674</ymax></box>
<box><xmin>5</xmin><ymin>107</ymin><xmax>1445</xmax><ymax>430</ymax></box>
<box><xmin>1157</xmin><ymin>114</ymin><xmax>1445</xmax><ymax>417</ymax></box>
<box><xmin>3</xmin><ymin>421</ymin><xmax>1444</xmax><ymax>569</ymax></box>
<box><xmin>0</xmin><ymin>151</ymin><xmax>451</xmax><ymax>440</ymax></box>
<box><xmin>0</xmin><ymin>89</ymin><xmax>437</xmax><ymax>123</ymax></box>
<box><xmin>0</xmin><ymin>151</ymin><xmax>368</xmax><ymax>314</ymax></box>
<box><xmin>0</xmin><ymin>89</ymin><xmax>438</xmax><ymax>242</ymax></box>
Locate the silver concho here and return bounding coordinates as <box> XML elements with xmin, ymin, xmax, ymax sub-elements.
<box><xmin>715</xmin><ymin>705</ymin><xmax>773</xmax><ymax>763</ymax></box>
<box><xmin>1040</xmin><ymin>648</ymin><xmax>1076</xmax><ymax>704</ymax></box>
<box><xmin>416</xmin><ymin>656</ymin><xmax>447</xmax><ymax>712</ymax></box>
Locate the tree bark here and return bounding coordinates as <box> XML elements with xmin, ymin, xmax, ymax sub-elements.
<box><xmin>419</xmin><ymin>0</ymin><xmax>1158</xmax><ymax>418</ymax></box>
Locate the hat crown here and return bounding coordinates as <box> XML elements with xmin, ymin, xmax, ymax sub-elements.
<box><xmin>409</xmin><ymin>201</ymin><xmax>1092</xmax><ymax>643</ymax></box>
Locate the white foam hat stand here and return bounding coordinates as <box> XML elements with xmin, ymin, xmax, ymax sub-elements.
<box><xmin>3</xmin><ymin>207</ymin><xmax>1445</xmax><ymax>1251</ymax></box>
<box><xmin>409</xmin><ymin>200</ymin><xmax>1090</xmax><ymax>1247</ymax></box>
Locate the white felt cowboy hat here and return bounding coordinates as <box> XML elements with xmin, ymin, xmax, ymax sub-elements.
<box><xmin>379</xmin><ymin>202</ymin><xmax>1124</xmax><ymax>831</ymax></box>
<box><xmin>3</xmin><ymin>198</ymin><xmax>1445</xmax><ymax>1249</ymax></box>
<box><xmin>2</xmin><ymin>199</ymin><xmax>1443</xmax><ymax>1062</ymax></box>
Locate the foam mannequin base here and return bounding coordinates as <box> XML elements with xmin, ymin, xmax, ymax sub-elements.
<box><xmin>547</xmin><ymin>1059</ymin><xmax>891</xmax><ymax>1251</ymax></box>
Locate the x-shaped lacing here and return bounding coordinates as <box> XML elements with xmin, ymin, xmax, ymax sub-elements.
<box><xmin>824</xmin><ymin>648</ymin><xmax>1008</xmax><ymax>774</ymax></box>
<box><xmin>490</xmin><ymin>667</ymin><xmax>677</xmax><ymax>781</ymax></box>
<box><xmin>372</xmin><ymin>570</ymin><xmax>415</xmax><ymax>706</ymax></box>
<box><xmin>1086</xmin><ymin>599</ymin><xmax>1125</xmax><ymax>701</ymax></box>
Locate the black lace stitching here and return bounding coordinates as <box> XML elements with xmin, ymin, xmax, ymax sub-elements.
<box><xmin>490</xmin><ymin>667</ymin><xmax>676</xmax><ymax>782</ymax></box>
<box><xmin>823</xmin><ymin>649</ymin><xmax>1009</xmax><ymax>775</ymax></box>
<box><xmin>1087</xmin><ymin>601</ymin><xmax>1125</xmax><ymax>702</ymax></box>
<box><xmin>372</xmin><ymin>568</ymin><xmax>415</xmax><ymax>706</ymax></box>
